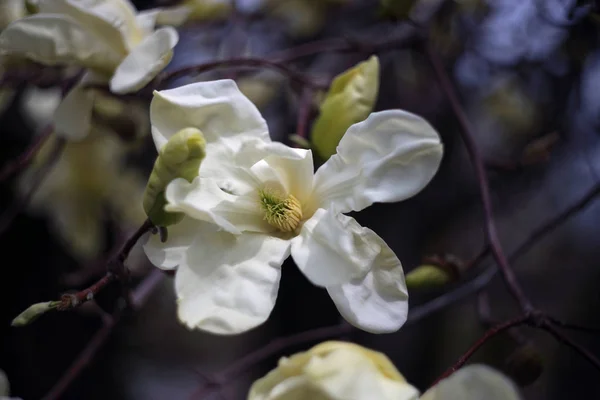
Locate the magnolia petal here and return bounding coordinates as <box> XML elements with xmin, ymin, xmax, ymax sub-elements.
<box><xmin>232</xmin><ymin>139</ymin><xmax>314</xmax><ymax>204</ymax></box>
<box><xmin>326</xmin><ymin>226</ymin><xmax>408</xmax><ymax>334</ymax></box>
<box><xmin>290</xmin><ymin>208</ymin><xmax>382</xmax><ymax>287</ymax></box>
<box><xmin>0</xmin><ymin>14</ymin><xmax>121</xmax><ymax>72</ymax></box>
<box><xmin>39</xmin><ymin>0</ymin><xmax>141</xmax><ymax>54</ymax></box>
<box><xmin>53</xmin><ymin>86</ymin><xmax>95</xmax><ymax>140</ymax></box>
<box><xmin>154</xmin><ymin>5</ymin><xmax>191</xmax><ymax>27</ymax></box>
<box><xmin>143</xmin><ymin>216</ymin><xmax>201</xmax><ymax>270</ymax></box>
<box><xmin>175</xmin><ymin>225</ymin><xmax>290</xmax><ymax>334</ymax></box>
<box><xmin>165</xmin><ymin>177</ymin><xmax>273</xmax><ymax>234</ymax></box>
<box><xmin>150</xmin><ymin>80</ymin><xmax>270</xmax><ymax>151</ymax></box>
<box><xmin>312</xmin><ymin>110</ymin><xmax>443</xmax><ymax>215</ymax></box>
<box><xmin>135</xmin><ymin>9</ymin><xmax>159</xmax><ymax>35</ymax></box>
<box><xmin>110</xmin><ymin>27</ymin><xmax>178</xmax><ymax>94</ymax></box>
<box><xmin>421</xmin><ymin>365</ymin><xmax>522</xmax><ymax>400</ymax></box>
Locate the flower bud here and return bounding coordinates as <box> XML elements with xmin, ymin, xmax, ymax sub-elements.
<box><xmin>503</xmin><ymin>344</ymin><xmax>544</xmax><ymax>387</ymax></box>
<box><xmin>405</xmin><ymin>264</ymin><xmax>453</xmax><ymax>289</ymax></box>
<box><xmin>311</xmin><ymin>56</ymin><xmax>380</xmax><ymax>160</ymax></box>
<box><xmin>143</xmin><ymin>127</ymin><xmax>206</xmax><ymax>227</ymax></box>
<box><xmin>12</xmin><ymin>301</ymin><xmax>58</xmax><ymax>327</ymax></box>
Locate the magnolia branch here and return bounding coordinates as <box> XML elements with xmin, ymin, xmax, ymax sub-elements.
<box><xmin>56</xmin><ymin>219</ymin><xmax>154</xmax><ymax>310</ymax></box>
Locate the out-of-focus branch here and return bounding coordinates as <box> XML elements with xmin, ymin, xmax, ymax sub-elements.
<box><xmin>41</xmin><ymin>269</ymin><xmax>165</xmax><ymax>400</ymax></box>
<box><xmin>426</xmin><ymin>45</ymin><xmax>533</xmax><ymax>313</ymax></box>
<box><xmin>56</xmin><ymin>219</ymin><xmax>153</xmax><ymax>311</ymax></box>
<box><xmin>0</xmin><ymin>137</ymin><xmax>65</xmax><ymax>235</ymax></box>
<box><xmin>0</xmin><ymin>125</ymin><xmax>53</xmax><ymax>183</ymax></box>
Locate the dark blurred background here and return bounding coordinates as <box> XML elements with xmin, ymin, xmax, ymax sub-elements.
<box><xmin>2</xmin><ymin>0</ymin><xmax>600</xmax><ymax>398</ymax></box>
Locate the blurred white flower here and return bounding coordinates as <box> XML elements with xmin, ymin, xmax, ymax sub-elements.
<box><xmin>0</xmin><ymin>0</ymin><xmax>179</xmax><ymax>139</ymax></box>
<box><xmin>144</xmin><ymin>79</ymin><xmax>443</xmax><ymax>335</ymax></box>
<box><xmin>21</xmin><ymin>129</ymin><xmax>146</xmax><ymax>261</ymax></box>
<box><xmin>248</xmin><ymin>341</ymin><xmax>420</xmax><ymax>400</ymax></box>
<box><xmin>248</xmin><ymin>341</ymin><xmax>522</xmax><ymax>400</ymax></box>
<box><xmin>421</xmin><ymin>364</ymin><xmax>522</xmax><ymax>400</ymax></box>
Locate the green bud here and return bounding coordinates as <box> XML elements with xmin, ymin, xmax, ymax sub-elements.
<box><xmin>405</xmin><ymin>264</ymin><xmax>452</xmax><ymax>289</ymax></box>
<box><xmin>143</xmin><ymin>127</ymin><xmax>206</xmax><ymax>227</ymax></box>
<box><xmin>12</xmin><ymin>301</ymin><xmax>58</xmax><ymax>327</ymax></box>
<box><xmin>311</xmin><ymin>55</ymin><xmax>379</xmax><ymax>160</ymax></box>
<box><xmin>504</xmin><ymin>345</ymin><xmax>544</xmax><ymax>387</ymax></box>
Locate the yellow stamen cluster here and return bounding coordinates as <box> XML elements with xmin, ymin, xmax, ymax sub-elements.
<box><xmin>259</xmin><ymin>188</ymin><xmax>302</xmax><ymax>232</ymax></box>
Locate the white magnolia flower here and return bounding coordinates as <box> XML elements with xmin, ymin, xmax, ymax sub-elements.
<box><xmin>0</xmin><ymin>0</ymin><xmax>179</xmax><ymax>139</ymax></box>
<box><xmin>144</xmin><ymin>79</ymin><xmax>443</xmax><ymax>334</ymax></box>
<box><xmin>248</xmin><ymin>341</ymin><xmax>522</xmax><ymax>400</ymax></box>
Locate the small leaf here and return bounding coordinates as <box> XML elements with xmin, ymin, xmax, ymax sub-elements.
<box><xmin>311</xmin><ymin>56</ymin><xmax>380</xmax><ymax>160</ymax></box>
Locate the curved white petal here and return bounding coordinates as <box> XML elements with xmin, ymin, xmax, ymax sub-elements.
<box><xmin>53</xmin><ymin>85</ymin><xmax>96</xmax><ymax>140</ymax></box>
<box><xmin>421</xmin><ymin>365</ymin><xmax>522</xmax><ymax>400</ymax></box>
<box><xmin>110</xmin><ymin>27</ymin><xmax>178</xmax><ymax>94</ymax></box>
<box><xmin>39</xmin><ymin>0</ymin><xmax>142</xmax><ymax>53</ymax></box>
<box><xmin>291</xmin><ymin>209</ymin><xmax>383</xmax><ymax>287</ymax></box>
<box><xmin>175</xmin><ymin>225</ymin><xmax>290</xmax><ymax>334</ymax></box>
<box><xmin>326</xmin><ymin>225</ymin><xmax>408</xmax><ymax>333</ymax></box>
<box><xmin>0</xmin><ymin>14</ymin><xmax>121</xmax><ymax>72</ymax></box>
<box><xmin>165</xmin><ymin>177</ymin><xmax>272</xmax><ymax>235</ymax></box>
<box><xmin>143</xmin><ymin>217</ymin><xmax>201</xmax><ymax>270</ymax></box>
<box><xmin>150</xmin><ymin>80</ymin><xmax>270</xmax><ymax>151</ymax></box>
<box><xmin>135</xmin><ymin>10</ymin><xmax>159</xmax><ymax>35</ymax></box>
<box><xmin>312</xmin><ymin>110</ymin><xmax>443</xmax><ymax>214</ymax></box>
<box><xmin>237</xmin><ymin>140</ymin><xmax>314</xmax><ymax>205</ymax></box>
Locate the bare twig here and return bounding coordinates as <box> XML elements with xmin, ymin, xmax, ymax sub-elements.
<box><xmin>156</xmin><ymin>58</ymin><xmax>328</xmax><ymax>90</ymax></box>
<box><xmin>0</xmin><ymin>138</ymin><xmax>65</xmax><ymax>235</ymax></box>
<box><xmin>432</xmin><ymin>315</ymin><xmax>530</xmax><ymax>386</ymax></box>
<box><xmin>426</xmin><ymin>45</ymin><xmax>533</xmax><ymax>313</ymax></box>
<box><xmin>0</xmin><ymin>125</ymin><xmax>53</xmax><ymax>182</ymax></box>
<box><xmin>42</xmin><ymin>269</ymin><xmax>165</xmax><ymax>400</ymax></box>
<box><xmin>542</xmin><ymin>321</ymin><xmax>600</xmax><ymax>371</ymax></box>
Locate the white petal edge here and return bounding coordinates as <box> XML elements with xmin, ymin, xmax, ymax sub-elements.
<box><xmin>291</xmin><ymin>208</ymin><xmax>383</xmax><ymax>287</ymax></box>
<box><xmin>175</xmin><ymin>225</ymin><xmax>290</xmax><ymax>334</ymax></box>
<box><xmin>143</xmin><ymin>216</ymin><xmax>201</xmax><ymax>270</ymax></box>
<box><xmin>150</xmin><ymin>80</ymin><xmax>270</xmax><ymax>151</ymax></box>
<box><xmin>420</xmin><ymin>364</ymin><xmax>522</xmax><ymax>400</ymax></box>
<box><xmin>110</xmin><ymin>26</ymin><xmax>179</xmax><ymax>94</ymax></box>
<box><xmin>326</xmin><ymin>224</ymin><xmax>408</xmax><ymax>334</ymax></box>
<box><xmin>311</xmin><ymin>110</ymin><xmax>443</xmax><ymax>215</ymax></box>
<box><xmin>53</xmin><ymin>85</ymin><xmax>96</xmax><ymax>140</ymax></box>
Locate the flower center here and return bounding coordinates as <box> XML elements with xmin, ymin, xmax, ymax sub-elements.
<box><xmin>259</xmin><ymin>188</ymin><xmax>303</xmax><ymax>232</ymax></box>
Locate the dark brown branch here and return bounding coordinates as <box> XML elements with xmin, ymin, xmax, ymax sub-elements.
<box><xmin>190</xmin><ymin>323</ymin><xmax>354</xmax><ymax>399</ymax></box>
<box><xmin>0</xmin><ymin>138</ymin><xmax>65</xmax><ymax>236</ymax></box>
<box><xmin>546</xmin><ymin>316</ymin><xmax>600</xmax><ymax>336</ymax></box>
<box><xmin>426</xmin><ymin>45</ymin><xmax>533</xmax><ymax>313</ymax></box>
<box><xmin>432</xmin><ymin>315</ymin><xmax>530</xmax><ymax>386</ymax></box>
<box><xmin>542</xmin><ymin>321</ymin><xmax>600</xmax><ymax>371</ymax></box>
<box><xmin>41</xmin><ymin>269</ymin><xmax>165</xmax><ymax>400</ymax></box>
<box><xmin>56</xmin><ymin>219</ymin><xmax>153</xmax><ymax>311</ymax></box>
<box><xmin>156</xmin><ymin>58</ymin><xmax>328</xmax><ymax>90</ymax></box>
<box><xmin>0</xmin><ymin>125</ymin><xmax>53</xmax><ymax>182</ymax></box>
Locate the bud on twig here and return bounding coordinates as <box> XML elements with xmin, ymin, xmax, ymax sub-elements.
<box><xmin>12</xmin><ymin>301</ymin><xmax>59</xmax><ymax>327</ymax></box>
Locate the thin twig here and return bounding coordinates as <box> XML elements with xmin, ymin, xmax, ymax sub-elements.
<box><xmin>426</xmin><ymin>45</ymin><xmax>533</xmax><ymax>313</ymax></box>
<box><xmin>190</xmin><ymin>323</ymin><xmax>354</xmax><ymax>399</ymax></box>
<box><xmin>431</xmin><ymin>315</ymin><xmax>530</xmax><ymax>386</ymax></box>
<box><xmin>0</xmin><ymin>138</ymin><xmax>65</xmax><ymax>235</ymax></box>
<box><xmin>41</xmin><ymin>269</ymin><xmax>165</xmax><ymax>400</ymax></box>
<box><xmin>56</xmin><ymin>220</ymin><xmax>154</xmax><ymax>310</ymax></box>
<box><xmin>547</xmin><ymin>316</ymin><xmax>600</xmax><ymax>336</ymax></box>
<box><xmin>542</xmin><ymin>321</ymin><xmax>600</xmax><ymax>371</ymax></box>
<box><xmin>156</xmin><ymin>58</ymin><xmax>328</xmax><ymax>90</ymax></box>
<box><xmin>0</xmin><ymin>125</ymin><xmax>53</xmax><ymax>182</ymax></box>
